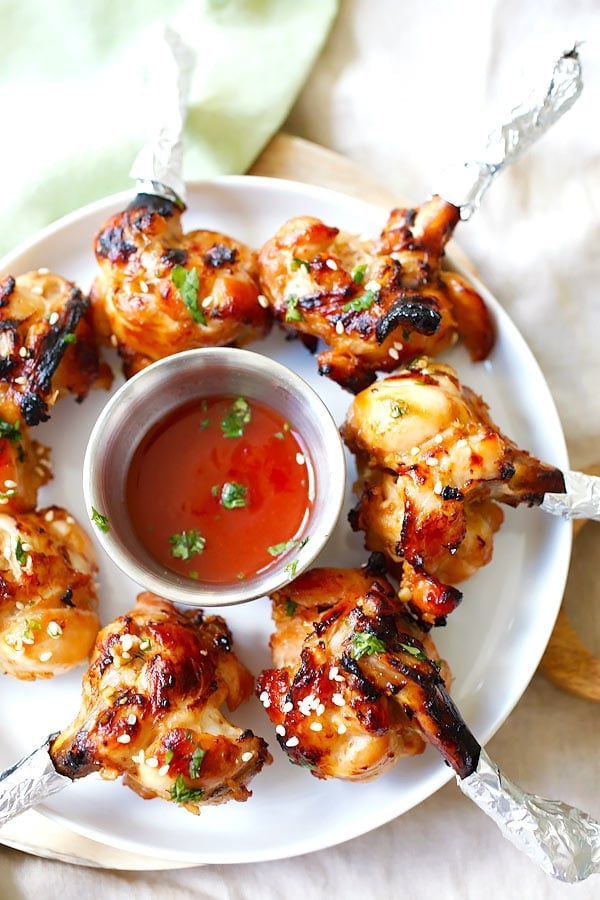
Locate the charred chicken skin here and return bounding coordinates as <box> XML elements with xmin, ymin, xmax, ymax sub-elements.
<box><xmin>50</xmin><ymin>593</ymin><xmax>271</xmax><ymax>813</ymax></box>
<box><xmin>257</xmin><ymin>564</ymin><xmax>479</xmax><ymax>781</ymax></box>
<box><xmin>90</xmin><ymin>194</ymin><xmax>272</xmax><ymax>378</ymax></box>
<box><xmin>342</xmin><ymin>359</ymin><xmax>566</xmax><ymax>624</ymax></box>
<box><xmin>0</xmin><ymin>506</ymin><xmax>100</xmax><ymax>679</ymax></box>
<box><xmin>258</xmin><ymin>195</ymin><xmax>494</xmax><ymax>393</ymax></box>
<box><xmin>0</xmin><ymin>270</ymin><xmax>112</xmax><ymax>426</ymax></box>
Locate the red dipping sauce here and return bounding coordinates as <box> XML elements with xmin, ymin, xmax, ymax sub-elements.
<box><xmin>126</xmin><ymin>395</ymin><xmax>312</xmax><ymax>583</ymax></box>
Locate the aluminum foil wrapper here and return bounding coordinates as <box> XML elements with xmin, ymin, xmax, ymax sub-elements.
<box><xmin>541</xmin><ymin>470</ymin><xmax>600</xmax><ymax>522</ymax></box>
<box><xmin>458</xmin><ymin>749</ymin><xmax>600</xmax><ymax>882</ymax></box>
<box><xmin>0</xmin><ymin>735</ymin><xmax>71</xmax><ymax>827</ymax></box>
<box><xmin>129</xmin><ymin>24</ymin><xmax>196</xmax><ymax>206</ymax></box>
<box><xmin>437</xmin><ymin>45</ymin><xmax>583</xmax><ymax>218</ymax></box>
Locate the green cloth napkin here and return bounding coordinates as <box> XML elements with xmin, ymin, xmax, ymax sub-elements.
<box><xmin>0</xmin><ymin>0</ymin><xmax>338</xmax><ymax>257</ymax></box>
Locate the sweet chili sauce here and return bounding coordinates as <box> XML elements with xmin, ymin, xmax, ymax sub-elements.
<box><xmin>125</xmin><ymin>395</ymin><xmax>312</xmax><ymax>583</ymax></box>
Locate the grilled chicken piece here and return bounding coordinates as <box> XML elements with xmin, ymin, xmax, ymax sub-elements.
<box><xmin>0</xmin><ymin>270</ymin><xmax>112</xmax><ymax>425</ymax></box>
<box><xmin>0</xmin><ymin>416</ymin><xmax>51</xmax><ymax>514</ymax></box>
<box><xmin>50</xmin><ymin>593</ymin><xmax>271</xmax><ymax>813</ymax></box>
<box><xmin>0</xmin><ymin>506</ymin><xmax>100</xmax><ymax>679</ymax></box>
<box><xmin>257</xmin><ymin>565</ymin><xmax>479</xmax><ymax>780</ymax></box>
<box><xmin>342</xmin><ymin>359</ymin><xmax>566</xmax><ymax>624</ymax></box>
<box><xmin>258</xmin><ymin>195</ymin><xmax>494</xmax><ymax>392</ymax></box>
<box><xmin>90</xmin><ymin>194</ymin><xmax>272</xmax><ymax>378</ymax></box>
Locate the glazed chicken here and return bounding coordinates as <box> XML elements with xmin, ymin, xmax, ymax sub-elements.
<box><xmin>257</xmin><ymin>564</ymin><xmax>480</xmax><ymax>780</ymax></box>
<box><xmin>50</xmin><ymin>593</ymin><xmax>271</xmax><ymax>813</ymax></box>
<box><xmin>0</xmin><ymin>506</ymin><xmax>100</xmax><ymax>679</ymax></box>
<box><xmin>0</xmin><ymin>416</ymin><xmax>51</xmax><ymax>515</ymax></box>
<box><xmin>90</xmin><ymin>193</ymin><xmax>272</xmax><ymax>378</ymax></box>
<box><xmin>0</xmin><ymin>270</ymin><xmax>112</xmax><ymax>425</ymax></box>
<box><xmin>258</xmin><ymin>195</ymin><xmax>494</xmax><ymax>392</ymax></box>
<box><xmin>342</xmin><ymin>359</ymin><xmax>566</xmax><ymax>624</ymax></box>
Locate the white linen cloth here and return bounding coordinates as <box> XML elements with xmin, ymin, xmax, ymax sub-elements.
<box><xmin>1</xmin><ymin>1</ymin><xmax>599</xmax><ymax>897</ymax></box>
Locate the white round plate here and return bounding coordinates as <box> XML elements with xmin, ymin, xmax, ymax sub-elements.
<box><xmin>0</xmin><ymin>177</ymin><xmax>571</xmax><ymax>864</ymax></box>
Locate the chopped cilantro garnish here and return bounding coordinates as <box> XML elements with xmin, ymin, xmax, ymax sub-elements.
<box><xmin>351</xmin><ymin>263</ymin><xmax>368</xmax><ymax>284</ymax></box>
<box><xmin>189</xmin><ymin>745</ymin><xmax>206</xmax><ymax>779</ymax></box>
<box><xmin>171</xmin><ymin>265</ymin><xmax>206</xmax><ymax>325</ymax></box>
<box><xmin>221</xmin><ymin>396</ymin><xmax>251</xmax><ymax>438</ymax></box>
<box><xmin>284</xmin><ymin>598</ymin><xmax>297</xmax><ymax>616</ymax></box>
<box><xmin>15</xmin><ymin>537</ymin><xmax>28</xmax><ymax>566</ymax></box>
<box><xmin>351</xmin><ymin>631</ymin><xmax>386</xmax><ymax>660</ymax></box>
<box><xmin>284</xmin><ymin>559</ymin><xmax>300</xmax><ymax>579</ymax></box>
<box><xmin>284</xmin><ymin>294</ymin><xmax>303</xmax><ymax>322</ymax></box>
<box><xmin>291</xmin><ymin>257</ymin><xmax>311</xmax><ymax>272</ymax></box>
<box><xmin>62</xmin><ymin>333</ymin><xmax>77</xmax><ymax>344</ymax></box>
<box><xmin>164</xmin><ymin>749</ymin><xmax>174</xmax><ymax>765</ymax></box>
<box><xmin>390</xmin><ymin>400</ymin><xmax>408</xmax><ymax>418</ymax></box>
<box><xmin>0</xmin><ymin>419</ymin><xmax>21</xmax><ymax>443</ymax></box>
<box><xmin>218</xmin><ymin>481</ymin><xmax>248</xmax><ymax>510</ymax></box>
<box><xmin>342</xmin><ymin>289</ymin><xmax>377</xmax><ymax>313</ymax></box>
<box><xmin>168</xmin><ymin>774</ymin><xmax>204</xmax><ymax>804</ymax></box>
<box><xmin>23</xmin><ymin>618</ymin><xmax>41</xmax><ymax>640</ymax></box>
<box><xmin>169</xmin><ymin>529</ymin><xmax>206</xmax><ymax>561</ymax></box>
<box><xmin>91</xmin><ymin>507</ymin><xmax>110</xmax><ymax>533</ymax></box>
<box><xmin>267</xmin><ymin>536</ymin><xmax>309</xmax><ymax>557</ymax></box>
<box><xmin>398</xmin><ymin>642</ymin><xmax>428</xmax><ymax>661</ymax></box>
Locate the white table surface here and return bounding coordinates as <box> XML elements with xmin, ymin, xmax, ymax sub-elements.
<box><xmin>1</xmin><ymin>1</ymin><xmax>599</xmax><ymax>897</ymax></box>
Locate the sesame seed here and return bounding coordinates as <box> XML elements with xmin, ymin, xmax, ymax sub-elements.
<box><xmin>110</xmin><ymin>334</ymin><xmax>118</xmax><ymax>347</ymax></box>
<box><xmin>328</xmin><ymin>666</ymin><xmax>339</xmax><ymax>680</ymax></box>
<box><xmin>331</xmin><ymin>694</ymin><xmax>346</xmax><ymax>707</ymax></box>
<box><xmin>258</xmin><ymin>294</ymin><xmax>269</xmax><ymax>309</ymax></box>
<box><xmin>259</xmin><ymin>690</ymin><xmax>271</xmax><ymax>708</ymax></box>
<box><xmin>393</xmin><ymin>341</ymin><xmax>404</xmax><ymax>351</ymax></box>
<box><xmin>0</xmin><ymin>498</ymin><xmax>8</xmax><ymax>505</ymax></box>
<box><xmin>120</xmin><ymin>633</ymin><xmax>134</xmax><ymax>651</ymax></box>
<box><xmin>15</xmin><ymin>601</ymin><xmax>24</xmax><ymax>610</ymax></box>
<box><xmin>47</xmin><ymin>621</ymin><xmax>62</xmax><ymax>638</ymax></box>
<box><xmin>410</xmin><ymin>446</ymin><xmax>419</xmax><ymax>457</ymax></box>
<box><xmin>201</xmin><ymin>295</ymin><xmax>213</xmax><ymax>308</ymax></box>
<box><xmin>426</xmin><ymin>457</ymin><xmax>438</xmax><ymax>467</ymax></box>
<box><xmin>21</xmin><ymin>543</ymin><xmax>31</xmax><ymax>552</ymax></box>
<box><xmin>295</xmin><ymin>452</ymin><xmax>305</xmax><ymax>466</ymax></box>
<box><xmin>398</xmin><ymin>587</ymin><xmax>412</xmax><ymax>601</ymax></box>
<box><xmin>434</xmin><ymin>434</ymin><xmax>443</xmax><ymax>444</ymax></box>
<box><xmin>126</xmin><ymin>713</ymin><xmax>137</xmax><ymax>725</ymax></box>
<box><xmin>39</xmin><ymin>651</ymin><xmax>53</xmax><ymax>662</ymax></box>
<box><xmin>326</xmin><ymin>258</ymin><xmax>338</xmax><ymax>270</ymax></box>
<box><xmin>309</xmin><ymin>722</ymin><xmax>323</xmax><ymax>732</ymax></box>
<box><xmin>388</xmin><ymin>347</ymin><xmax>400</xmax><ymax>361</ymax></box>
<box><xmin>146</xmin><ymin>757</ymin><xmax>159</xmax><ymax>768</ymax></box>
<box><xmin>4</xmin><ymin>480</ymin><xmax>17</xmax><ymax>489</ymax></box>
<box><xmin>37</xmin><ymin>267</ymin><xmax>50</xmax><ymax>275</ymax></box>
<box><xmin>285</xmin><ymin>736</ymin><xmax>300</xmax><ymax>748</ymax></box>
<box><xmin>14</xmin><ymin>376</ymin><xmax>27</xmax><ymax>385</ymax></box>
<box><xmin>121</xmin><ymin>651</ymin><xmax>131</xmax><ymax>660</ymax></box>
<box><xmin>315</xmin><ymin>703</ymin><xmax>325</xmax><ymax>716</ymax></box>
<box><xmin>48</xmin><ymin>312</ymin><xmax>59</xmax><ymax>325</ymax></box>
<box><xmin>31</xmin><ymin>285</ymin><xmax>44</xmax><ymax>296</ymax></box>
<box><xmin>337</xmin><ymin>723</ymin><xmax>347</xmax><ymax>735</ymax></box>
<box><xmin>35</xmin><ymin>466</ymin><xmax>45</xmax><ymax>476</ymax></box>
<box><xmin>365</xmin><ymin>280</ymin><xmax>380</xmax><ymax>292</ymax></box>
<box><xmin>241</xmin><ymin>751</ymin><xmax>254</xmax><ymax>762</ymax></box>
<box><xmin>65</xmin><ymin>515</ymin><xmax>74</xmax><ymax>525</ymax></box>
<box><xmin>139</xmin><ymin>280</ymin><xmax>149</xmax><ymax>293</ymax></box>
<box><xmin>275</xmin><ymin>724</ymin><xmax>286</xmax><ymax>736</ymax></box>
<box><xmin>18</xmin><ymin>347</ymin><xmax>28</xmax><ymax>358</ymax></box>
<box><xmin>158</xmin><ymin>764</ymin><xmax>170</xmax><ymax>776</ymax></box>
<box><xmin>335</xmin><ymin>320</ymin><xmax>344</xmax><ymax>335</ymax></box>
<box><xmin>282</xmin><ymin>701</ymin><xmax>293</xmax><ymax>713</ymax></box>
<box><xmin>433</xmin><ymin>480</ymin><xmax>443</xmax><ymax>494</ymax></box>
<box><xmin>116</xmin><ymin>734</ymin><xmax>131</xmax><ymax>744</ymax></box>
<box><xmin>44</xmin><ymin>510</ymin><xmax>55</xmax><ymax>522</ymax></box>
<box><xmin>456</xmin><ymin>438</ymin><xmax>467</xmax><ymax>448</ymax></box>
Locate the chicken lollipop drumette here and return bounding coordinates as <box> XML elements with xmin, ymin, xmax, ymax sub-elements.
<box><xmin>51</xmin><ymin>593</ymin><xmax>271</xmax><ymax>813</ymax></box>
<box><xmin>257</xmin><ymin>564</ymin><xmax>479</xmax><ymax>781</ymax></box>
<box><xmin>90</xmin><ymin>194</ymin><xmax>272</xmax><ymax>378</ymax></box>
<box><xmin>342</xmin><ymin>359</ymin><xmax>566</xmax><ymax>624</ymax></box>
<box><xmin>258</xmin><ymin>195</ymin><xmax>494</xmax><ymax>392</ymax></box>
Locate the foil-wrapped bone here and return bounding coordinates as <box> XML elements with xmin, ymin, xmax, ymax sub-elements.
<box><xmin>129</xmin><ymin>24</ymin><xmax>196</xmax><ymax>205</ymax></box>
<box><xmin>458</xmin><ymin>749</ymin><xmax>600</xmax><ymax>883</ymax></box>
<box><xmin>0</xmin><ymin>736</ymin><xmax>70</xmax><ymax>827</ymax></box>
<box><xmin>541</xmin><ymin>470</ymin><xmax>600</xmax><ymax>522</ymax></box>
<box><xmin>437</xmin><ymin>45</ymin><xmax>583</xmax><ymax>218</ymax></box>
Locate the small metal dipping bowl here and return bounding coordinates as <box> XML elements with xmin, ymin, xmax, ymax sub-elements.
<box><xmin>83</xmin><ymin>347</ymin><xmax>346</xmax><ymax>607</ymax></box>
